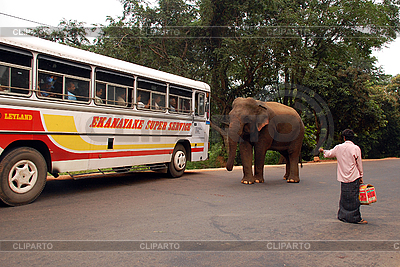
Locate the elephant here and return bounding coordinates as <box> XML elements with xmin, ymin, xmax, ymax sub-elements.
<box><xmin>226</xmin><ymin>97</ymin><xmax>305</xmax><ymax>184</ymax></box>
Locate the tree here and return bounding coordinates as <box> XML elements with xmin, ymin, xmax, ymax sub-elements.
<box><xmin>30</xmin><ymin>19</ymin><xmax>93</xmax><ymax>48</ymax></box>
<box><xmin>367</xmin><ymin>75</ymin><xmax>400</xmax><ymax>158</ymax></box>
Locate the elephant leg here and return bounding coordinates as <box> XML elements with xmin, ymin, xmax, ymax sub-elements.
<box><xmin>239</xmin><ymin>141</ymin><xmax>255</xmax><ymax>184</ymax></box>
<box><xmin>286</xmin><ymin>151</ymin><xmax>300</xmax><ymax>183</ymax></box>
<box><xmin>279</xmin><ymin>151</ymin><xmax>290</xmax><ymax>180</ymax></box>
<box><xmin>253</xmin><ymin>145</ymin><xmax>266</xmax><ymax>183</ymax></box>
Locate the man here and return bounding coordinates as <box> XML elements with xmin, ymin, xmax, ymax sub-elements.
<box><xmin>116</xmin><ymin>90</ymin><xmax>126</xmax><ymax>106</ymax></box>
<box><xmin>169</xmin><ymin>97</ymin><xmax>177</xmax><ymax>112</ymax></box>
<box><xmin>66</xmin><ymin>82</ymin><xmax>77</xmax><ymax>100</ymax></box>
<box><xmin>39</xmin><ymin>76</ymin><xmax>55</xmax><ymax>97</ymax></box>
<box><xmin>153</xmin><ymin>94</ymin><xmax>163</xmax><ymax>110</ymax></box>
<box><xmin>137</xmin><ymin>92</ymin><xmax>150</xmax><ymax>109</ymax></box>
<box><xmin>95</xmin><ymin>87</ymin><xmax>104</xmax><ymax>104</ymax></box>
<box><xmin>319</xmin><ymin>129</ymin><xmax>367</xmax><ymax>224</ymax></box>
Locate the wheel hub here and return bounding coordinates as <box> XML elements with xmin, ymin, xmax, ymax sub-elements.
<box><xmin>174</xmin><ymin>151</ymin><xmax>186</xmax><ymax>171</ymax></box>
<box><xmin>9</xmin><ymin>160</ymin><xmax>38</xmax><ymax>194</ymax></box>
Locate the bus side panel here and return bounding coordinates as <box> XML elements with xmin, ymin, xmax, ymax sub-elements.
<box><xmin>0</xmin><ymin>106</ymin><xmax>200</xmax><ymax>173</ymax></box>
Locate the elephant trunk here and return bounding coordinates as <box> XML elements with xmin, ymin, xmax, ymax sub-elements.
<box><xmin>226</xmin><ymin>120</ymin><xmax>241</xmax><ymax>171</ymax></box>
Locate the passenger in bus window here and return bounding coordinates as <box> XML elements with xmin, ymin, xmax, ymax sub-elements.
<box><xmin>66</xmin><ymin>82</ymin><xmax>77</xmax><ymax>100</ymax></box>
<box><xmin>95</xmin><ymin>87</ymin><xmax>104</xmax><ymax>104</ymax></box>
<box><xmin>153</xmin><ymin>94</ymin><xmax>164</xmax><ymax>110</ymax></box>
<box><xmin>116</xmin><ymin>90</ymin><xmax>126</xmax><ymax>106</ymax></box>
<box><xmin>137</xmin><ymin>91</ymin><xmax>150</xmax><ymax>109</ymax></box>
<box><xmin>169</xmin><ymin>97</ymin><xmax>177</xmax><ymax>112</ymax></box>
<box><xmin>39</xmin><ymin>76</ymin><xmax>55</xmax><ymax>97</ymax></box>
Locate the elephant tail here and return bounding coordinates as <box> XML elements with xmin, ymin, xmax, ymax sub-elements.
<box><xmin>299</xmin><ymin>152</ymin><xmax>303</xmax><ymax>168</ymax></box>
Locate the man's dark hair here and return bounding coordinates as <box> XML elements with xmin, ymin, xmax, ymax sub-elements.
<box><xmin>342</xmin><ymin>129</ymin><xmax>355</xmax><ymax>141</ymax></box>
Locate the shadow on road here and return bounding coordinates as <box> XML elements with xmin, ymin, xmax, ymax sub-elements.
<box><xmin>39</xmin><ymin>172</ymin><xmax>170</xmax><ymax>201</ymax></box>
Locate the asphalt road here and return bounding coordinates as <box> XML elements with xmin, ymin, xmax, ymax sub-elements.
<box><xmin>0</xmin><ymin>158</ymin><xmax>399</xmax><ymax>266</ymax></box>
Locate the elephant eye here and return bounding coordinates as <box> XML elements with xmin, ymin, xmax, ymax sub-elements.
<box><xmin>242</xmin><ymin>115</ymin><xmax>250</xmax><ymax>122</ymax></box>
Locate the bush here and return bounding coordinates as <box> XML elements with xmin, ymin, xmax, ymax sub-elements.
<box><xmin>186</xmin><ymin>142</ymin><xmax>227</xmax><ymax>169</ymax></box>
<box><xmin>264</xmin><ymin>150</ymin><xmax>281</xmax><ymax>165</ymax></box>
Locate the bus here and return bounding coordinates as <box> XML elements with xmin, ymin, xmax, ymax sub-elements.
<box><xmin>0</xmin><ymin>36</ymin><xmax>210</xmax><ymax>206</ymax></box>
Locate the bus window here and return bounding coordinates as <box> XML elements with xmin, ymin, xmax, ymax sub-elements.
<box><xmin>65</xmin><ymin>78</ymin><xmax>89</xmax><ymax>102</ymax></box>
<box><xmin>137</xmin><ymin>79</ymin><xmax>166</xmax><ymax>111</ymax></box>
<box><xmin>95</xmin><ymin>69</ymin><xmax>133</xmax><ymax>107</ymax></box>
<box><xmin>0</xmin><ymin>45</ymin><xmax>32</xmax><ymax>95</ymax></box>
<box><xmin>37</xmin><ymin>56</ymin><xmax>91</xmax><ymax>102</ymax></box>
<box><xmin>169</xmin><ymin>85</ymin><xmax>192</xmax><ymax>114</ymax></box>
<box><xmin>195</xmin><ymin>92</ymin><xmax>205</xmax><ymax>116</ymax></box>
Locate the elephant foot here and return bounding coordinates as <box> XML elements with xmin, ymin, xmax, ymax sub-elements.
<box><xmin>241</xmin><ymin>176</ymin><xmax>255</xmax><ymax>184</ymax></box>
<box><xmin>254</xmin><ymin>176</ymin><xmax>264</xmax><ymax>183</ymax></box>
<box><xmin>286</xmin><ymin>178</ymin><xmax>300</xmax><ymax>183</ymax></box>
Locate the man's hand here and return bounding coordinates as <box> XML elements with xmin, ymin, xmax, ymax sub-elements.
<box><xmin>360</xmin><ymin>177</ymin><xmax>364</xmax><ymax>184</ymax></box>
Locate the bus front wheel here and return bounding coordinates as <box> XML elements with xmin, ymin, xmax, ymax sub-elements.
<box><xmin>167</xmin><ymin>144</ymin><xmax>187</xmax><ymax>178</ymax></box>
<box><xmin>0</xmin><ymin>147</ymin><xmax>47</xmax><ymax>206</ymax></box>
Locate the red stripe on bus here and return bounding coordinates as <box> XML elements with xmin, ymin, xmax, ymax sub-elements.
<box><xmin>192</xmin><ymin>147</ymin><xmax>204</xmax><ymax>153</ymax></box>
<box><xmin>88</xmin><ymin>149</ymin><xmax>174</xmax><ymax>159</ymax></box>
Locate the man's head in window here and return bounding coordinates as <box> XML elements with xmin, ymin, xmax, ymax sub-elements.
<box><xmin>66</xmin><ymin>82</ymin><xmax>77</xmax><ymax>100</ymax></box>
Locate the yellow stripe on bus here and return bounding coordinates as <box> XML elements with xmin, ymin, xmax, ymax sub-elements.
<box><xmin>42</xmin><ymin>114</ymin><xmax>202</xmax><ymax>151</ymax></box>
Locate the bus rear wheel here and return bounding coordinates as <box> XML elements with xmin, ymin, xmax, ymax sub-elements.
<box><xmin>0</xmin><ymin>147</ymin><xmax>47</xmax><ymax>206</ymax></box>
<box><xmin>167</xmin><ymin>144</ymin><xmax>187</xmax><ymax>178</ymax></box>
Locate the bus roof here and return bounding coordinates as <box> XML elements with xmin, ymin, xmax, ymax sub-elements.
<box><xmin>0</xmin><ymin>36</ymin><xmax>210</xmax><ymax>92</ymax></box>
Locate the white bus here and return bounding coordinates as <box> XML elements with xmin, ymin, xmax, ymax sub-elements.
<box><xmin>0</xmin><ymin>36</ymin><xmax>210</xmax><ymax>206</ymax></box>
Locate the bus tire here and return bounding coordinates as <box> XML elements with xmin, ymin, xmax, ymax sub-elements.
<box><xmin>167</xmin><ymin>144</ymin><xmax>187</xmax><ymax>178</ymax></box>
<box><xmin>0</xmin><ymin>147</ymin><xmax>47</xmax><ymax>206</ymax></box>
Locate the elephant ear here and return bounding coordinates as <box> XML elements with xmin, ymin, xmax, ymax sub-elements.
<box><xmin>257</xmin><ymin>104</ymin><xmax>269</xmax><ymax>131</ymax></box>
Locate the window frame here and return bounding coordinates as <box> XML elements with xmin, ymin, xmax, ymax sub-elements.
<box><xmin>95</xmin><ymin>69</ymin><xmax>134</xmax><ymax>108</ymax></box>
<box><xmin>0</xmin><ymin>61</ymin><xmax>32</xmax><ymax>96</ymax></box>
<box><xmin>0</xmin><ymin>45</ymin><xmax>33</xmax><ymax>96</ymax></box>
<box><xmin>136</xmin><ymin>79</ymin><xmax>167</xmax><ymax>112</ymax></box>
<box><xmin>36</xmin><ymin>56</ymin><xmax>91</xmax><ymax>103</ymax></box>
<box><xmin>168</xmin><ymin>85</ymin><xmax>193</xmax><ymax>114</ymax></box>
<box><xmin>37</xmin><ymin>70</ymin><xmax>91</xmax><ymax>102</ymax></box>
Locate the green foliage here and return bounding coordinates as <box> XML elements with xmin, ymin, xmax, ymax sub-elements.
<box><xmin>264</xmin><ymin>151</ymin><xmax>281</xmax><ymax>165</ymax></box>
<box><xmin>186</xmin><ymin>141</ymin><xmax>227</xmax><ymax>169</ymax></box>
<box><xmin>363</xmin><ymin>76</ymin><xmax>400</xmax><ymax>158</ymax></box>
<box><xmin>302</xmin><ymin>124</ymin><xmax>318</xmax><ymax>161</ymax></box>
